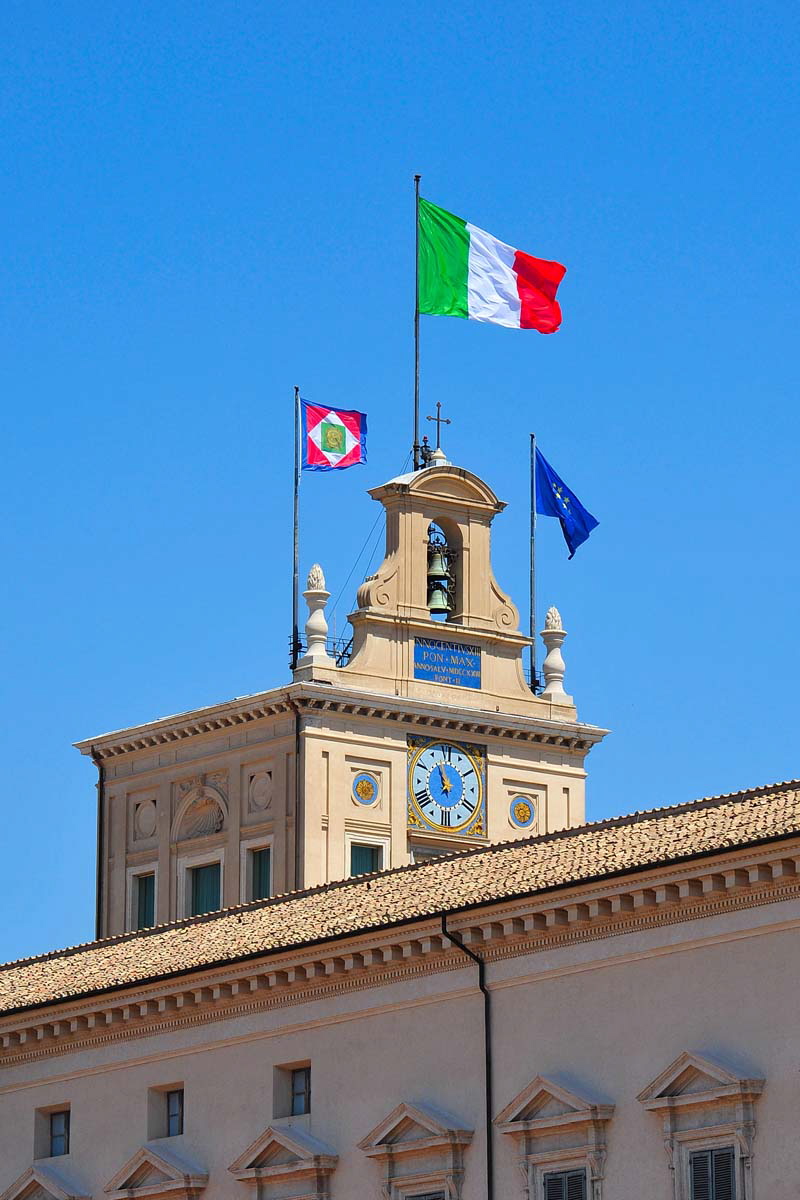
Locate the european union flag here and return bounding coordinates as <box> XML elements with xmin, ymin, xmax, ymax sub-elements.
<box><xmin>535</xmin><ymin>447</ymin><xmax>599</xmax><ymax>558</ymax></box>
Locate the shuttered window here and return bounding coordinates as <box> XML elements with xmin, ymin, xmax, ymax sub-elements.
<box><xmin>407</xmin><ymin>1194</ymin><xmax>446</xmax><ymax>1200</ymax></box>
<box><xmin>251</xmin><ymin>847</ymin><xmax>271</xmax><ymax>900</ymax></box>
<box><xmin>690</xmin><ymin>1148</ymin><xmax>736</xmax><ymax>1200</ymax></box>
<box><xmin>543</xmin><ymin>1168</ymin><xmax>587</xmax><ymax>1200</ymax></box>
<box><xmin>189</xmin><ymin>863</ymin><xmax>220</xmax><ymax>916</ymax></box>
<box><xmin>350</xmin><ymin>843</ymin><xmax>382</xmax><ymax>876</ymax></box>
<box><xmin>136</xmin><ymin>873</ymin><xmax>155</xmax><ymax>929</ymax></box>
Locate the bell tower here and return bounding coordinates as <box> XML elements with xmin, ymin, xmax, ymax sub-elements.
<box><xmin>81</xmin><ymin>452</ymin><xmax>607</xmax><ymax>937</ymax></box>
<box><xmin>295</xmin><ymin>457</ymin><xmax>561</xmax><ymax>719</ymax></box>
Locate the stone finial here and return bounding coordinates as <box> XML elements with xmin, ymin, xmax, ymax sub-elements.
<box><xmin>296</xmin><ymin>563</ymin><xmax>335</xmax><ymax>672</ymax></box>
<box><xmin>545</xmin><ymin>605</ymin><xmax>563</xmax><ymax>631</ymax></box>
<box><xmin>307</xmin><ymin>563</ymin><xmax>326</xmax><ymax>590</ymax></box>
<box><xmin>540</xmin><ymin>607</ymin><xmax>572</xmax><ymax>704</ymax></box>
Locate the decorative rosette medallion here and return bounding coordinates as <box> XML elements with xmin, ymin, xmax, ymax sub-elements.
<box><xmin>352</xmin><ymin>772</ymin><xmax>379</xmax><ymax>806</ymax></box>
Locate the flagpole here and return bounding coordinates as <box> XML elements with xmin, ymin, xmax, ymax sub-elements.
<box><xmin>292</xmin><ymin>385</ymin><xmax>301</xmax><ymax>671</ymax></box>
<box><xmin>413</xmin><ymin>173</ymin><xmax>421</xmax><ymax>470</ymax></box>
<box><xmin>529</xmin><ymin>433</ymin><xmax>537</xmax><ymax>691</ymax></box>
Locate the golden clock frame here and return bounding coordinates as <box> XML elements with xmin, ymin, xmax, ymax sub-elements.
<box><xmin>406</xmin><ymin>734</ymin><xmax>487</xmax><ymax>839</ymax></box>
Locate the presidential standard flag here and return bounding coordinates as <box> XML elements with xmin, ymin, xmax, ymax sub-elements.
<box><xmin>301</xmin><ymin>400</ymin><xmax>367</xmax><ymax>471</ymax></box>
<box><xmin>418</xmin><ymin>197</ymin><xmax>566</xmax><ymax>333</ymax></box>
<box><xmin>535</xmin><ymin>447</ymin><xmax>599</xmax><ymax>558</ymax></box>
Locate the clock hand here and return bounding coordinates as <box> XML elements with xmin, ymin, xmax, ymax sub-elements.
<box><xmin>438</xmin><ymin>762</ymin><xmax>452</xmax><ymax>793</ymax></box>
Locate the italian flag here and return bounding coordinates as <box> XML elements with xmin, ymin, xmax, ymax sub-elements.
<box><xmin>418</xmin><ymin>197</ymin><xmax>565</xmax><ymax>333</ymax></box>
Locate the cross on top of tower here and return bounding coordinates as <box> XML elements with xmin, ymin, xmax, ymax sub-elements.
<box><xmin>425</xmin><ymin>401</ymin><xmax>451</xmax><ymax>450</ymax></box>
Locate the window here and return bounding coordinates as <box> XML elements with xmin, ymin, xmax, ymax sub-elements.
<box><xmin>166</xmin><ymin>1088</ymin><xmax>184</xmax><ymax>1137</ymax></box>
<box><xmin>291</xmin><ymin>1066</ymin><xmax>311</xmax><ymax>1115</ymax></box>
<box><xmin>251</xmin><ymin>847</ymin><xmax>271</xmax><ymax>900</ymax></box>
<box><xmin>49</xmin><ymin>1110</ymin><xmax>70</xmax><ymax>1157</ymax></box>
<box><xmin>543</xmin><ymin>1169</ymin><xmax>586</xmax><ymax>1200</ymax></box>
<box><xmin>136</xmin><ymin>873</ymin><xmax>155</xmax><ymax>929</ymax></box>
<box><xmin>189</xmin><ymin>863</ymin><xmax>220</xmax><ymax>915</ymax></box>
<box><xmin>690</xmin><ymin>1148</ymin><xmax>735</xmax><ymax>1200</ymax></box>
<box><xmin>350</xmin><ymin>843</ymin><xmax>382</xmax><ymax>876</ymax></box>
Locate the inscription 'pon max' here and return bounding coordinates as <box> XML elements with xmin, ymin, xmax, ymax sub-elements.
<box><xmin>414</xmin><ymin>637</ymin><xmax>481</xmax><ymax>689</ymax></box>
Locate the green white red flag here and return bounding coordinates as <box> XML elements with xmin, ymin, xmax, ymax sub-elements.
<box><xmin>418</xmin><ymin>197</ymin><xmax>565</xmax><ymax>333</ymax></box>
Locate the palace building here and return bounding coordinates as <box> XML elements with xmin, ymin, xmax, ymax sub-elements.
<box><xmin>0</xmin><ymin>454</ymin><xmax>798</xmax><ymax>1200</ymax></box>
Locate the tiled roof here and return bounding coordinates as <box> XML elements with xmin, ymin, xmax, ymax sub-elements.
<box><xmin>1</xmin><ymin>780</ymin><xmax>799</xmax><ymax>1017</ymax></box>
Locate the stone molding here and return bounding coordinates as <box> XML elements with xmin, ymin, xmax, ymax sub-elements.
<box><xmin>0</xmin><ymin>1165</ymin><xmax>89</xmax><ymax>1200</ymax></box>
<box><xmin>103</xmin><ymin>1145</ymin><xmax>207</xmax><ymax>1200</ymax></box>
<box><xmin>2</xmin><ymin>842</ymin><xmax>799</xmax><ymax>1068</ymax></box>
<box><xmin>496</xmin><ymin>1076</ymin><xmax>614</xmax><ymax>1200</ymax></box>
<box><xmin>638</xmin><ymin>1051</ymin><xmax>764</xmax><ymax>1200</ymax></box>
<box><xmin>75</xmin><ymin>684</ymin><xmax>606</xmax><ymax>762</ymax></box>
<box><xmin>358</xmin><ymin>1101</ymin><xmax>473</xmax><ymax>1200</ymax></box>
<box><xmin>228</xmin><ymin>1125</ymin><xmax>338</xmax><ymax>1198</ymax></box>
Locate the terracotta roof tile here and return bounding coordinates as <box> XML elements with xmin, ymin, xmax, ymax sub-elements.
<box><xmin>1</xmin><ymin>780</ymin><xmax>799</xmax><ymax>1017</ymax></box>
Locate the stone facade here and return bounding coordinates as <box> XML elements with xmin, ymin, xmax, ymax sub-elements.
<box><xmin>76</xmin><ymin>461</ymin><xmax>606</xmax><ymax>939</ymax></box>
<box><xmin>1</xmin><ymin>818</ymin><xmax>798</xmax><ymax>1199</ymax></box>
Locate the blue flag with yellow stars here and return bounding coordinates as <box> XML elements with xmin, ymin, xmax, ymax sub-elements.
<box><xmin>535</xmin><ymin>447</ymin><xmax>599</xmax><ymax>558</ymax></box>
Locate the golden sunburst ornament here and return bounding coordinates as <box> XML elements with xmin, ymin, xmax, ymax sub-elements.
<box><xmin>353</xmin><ymin>773</ymin><xmax>377</xmax><ymax>804</ymax></box>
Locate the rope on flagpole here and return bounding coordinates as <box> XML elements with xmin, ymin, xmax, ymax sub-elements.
<box><xmin>413</xmin><ymin>173</ymin><xmax>421</xmax><ymax>470</ymax></box>
<box><xmin>530</xmin><ymin>432</ymin><xmax>537</xmax><ymax>691</ymax></box>
<box><xmin>292</xmin><ymin>386</ymin><xmax>301</xmax><ymax>671</ymax></box>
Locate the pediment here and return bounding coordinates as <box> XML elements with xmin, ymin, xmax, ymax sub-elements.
<box><xmin>373</xmin><ymin>466</ymin><xmax>503</xmax><ymax>512</ymax></box>
<box><xmin>358</xmin><ymin>1102</ymin><xmax>473</xmax><ymax>1157</ymax></box>
<box><xmin>495</xmin><ymin>1076</ymin><xmax>614</xmax><ymax>1133</ymax></box>
<box><xmin>229</xmin><ymin>1125</ymin><xmax>338</xmax><ymax>1181</ymax></box>
<box><xmin>104</xmin><ymin>1145</ymin><xmax>207</xmax><ymax>1200</ymax></box>
<box><xmin>1</xmin><ymin>1166</ymin><xmax>89</xmax><ymax>1200</ymax></box>
<box><xmin>637</xmin><ymin>1051</ymin><xmax>765</xmax><ymax>1110</ymax></box>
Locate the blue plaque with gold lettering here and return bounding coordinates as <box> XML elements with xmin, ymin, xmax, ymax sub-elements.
<box><xmin>413</xmin><ymin>637</ymin><xmax>481</xmax><ymax>689</ymax></box>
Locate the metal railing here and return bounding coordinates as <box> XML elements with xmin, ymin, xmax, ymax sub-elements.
<box><xmin>288</xmin><ymin>634</ymin><xmax>354</xmax><ymax>670</ymax></box>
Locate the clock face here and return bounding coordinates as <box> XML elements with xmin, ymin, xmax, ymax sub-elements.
<box><xmin>408</xmin><ymin>740</ymin><xmax>483</xmax><ymax>832</ymax></box>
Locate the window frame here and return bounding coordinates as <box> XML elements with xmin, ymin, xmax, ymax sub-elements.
<box><xmin>125</xmin><ymin>865</ymin><xmax>159</xmax><ymax>932</ymax></box>
<box><xmin>166</xmin><ymin>1087</ymin><xmax>184</xmax><ymax>1137</ymax></box>
<box><xmin>291</xmin><ymin>1066</ymin><xmax>312</xmax><ymax>1116</ymax></box>
<box><xmin>344</xmin><ymin>830</ymin><xmax>390</xmax><ymax>878</ymax></box>
<box><xmin>675</xmin><ymin>1132</ymin><xmax>741</xmax><ymax>1200</ymax></box>
<box><xmin>177</xmin><ymin>848</ymin><xmax>225</xmax><ymax>918</ymax></box>
<box><xmin>542</xmin><ymin>1166</ymin><xmax>587</xmax><ymax>1200</ymax></box>
<box><xmin>239</xmin><ymin>833</ymin><xmax>274</xmax><ymax>903</ymax></box>
<box><xmin>49</xmin><ymin>1109</ymin><xmax>70</xmax><ymax>1157</ymax></box>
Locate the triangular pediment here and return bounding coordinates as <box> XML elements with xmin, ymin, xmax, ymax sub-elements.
<box><xmin>104</xmin><ymin>1145</ymin><xmax>207</xmax><ymax>1200</ymax></box>
<box><xmin>637</xmin><ymin>1051</ymin><xmax>765</xmax><ymax>1108</ymax></box>
<box><xmin>495</xmin><ymin>1076</ymin><xmax>614</xmax><ymax>1133</ymax></box>
<box><xmin>358</xmin><ymin>1102</ymin><xmax>473</xmax><ymax>1156</ymax></box>
<box><xmin>229</xmin><ymin>1125</ymin><xmax>337</xmax><ymax>1180</ymax></box>
<box><xmin>1</xmin><ymin>1166</ymin><xmax>89</xmax><ymax>1200</ymax></box>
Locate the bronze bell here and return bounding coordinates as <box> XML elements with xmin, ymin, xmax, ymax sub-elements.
<box><xmin>427</xmin><ymin>581</ymin><xmax>451</xmax><ymax>615</ymax></box>
<box><xmin>427</xmin><ymin>549</ymin><xmax>448</xmax><ymax>579</ymax></box>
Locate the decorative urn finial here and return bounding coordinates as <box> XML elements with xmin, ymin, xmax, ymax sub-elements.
<box><xmin>307</xmin><ymin>563</ymin><xmax>326</xmax><ymax>590</ymax></box>
<box><xmin>540</xmin><ymin>605</ymin><xmax>571</xmax><ymax>702</ymax></box>
<box><xmin>545</xmin><ymin>605</ymin><xmax>563</xmax><ymax>631</ymax></box>
<box><xmin>296</xmin><ymin>563</ymin><xmax>335</xmax><ymax>672</ymax></box>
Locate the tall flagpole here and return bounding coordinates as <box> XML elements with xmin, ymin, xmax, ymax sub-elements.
<box><xmin>413</xmin><ymin>173</ymin><xmax>421</xmax><ymax>470</ymax></box>
<box><xmin>292</xmin><ymin>386</ymin><xmax>301</xmax><ymax>671</ymax></box>
<box><xmin>529</xmin><ymin>433</ymin><xmax>537</xmax><ymax>690</ymax></box>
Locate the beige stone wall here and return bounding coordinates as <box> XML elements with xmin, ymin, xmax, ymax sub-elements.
<box><xmin>91</xmin><ymin>690</ymin><xmax>597</xmax><ymax>936</ymax></box>
<box><xmin>2</xmin><ymin>854</ymin><xmax>798</xmax><ymax>1199</ymax></box>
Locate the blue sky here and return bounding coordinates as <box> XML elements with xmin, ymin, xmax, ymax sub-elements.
<box><xmin>2</xmin><ymin>2</ymin><xmax>799</xmax><ymax>963</ymax></box>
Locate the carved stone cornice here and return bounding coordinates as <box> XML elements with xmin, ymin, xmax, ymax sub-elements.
<box><xmin>74</xmin><ymin>683</ymin><xmax>606</xmax><ymax>762</ymax></box>
<box><xmin>1</xmin><ymin>841</ymin><xmax>798</xmax><ymax>1069</ymax></box>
